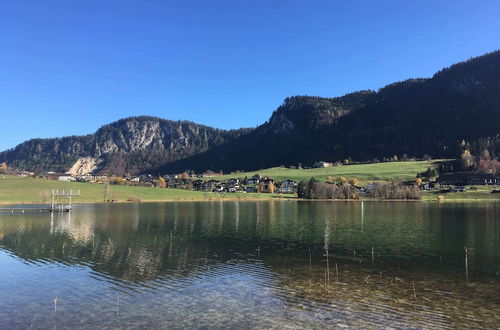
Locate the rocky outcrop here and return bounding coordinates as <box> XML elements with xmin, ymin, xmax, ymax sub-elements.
<box><xmin>67</xmin><ymin>157</ymin><xmax>99</xmax><ymax>175</ymax></box>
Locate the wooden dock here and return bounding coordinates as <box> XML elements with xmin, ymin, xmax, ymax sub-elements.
<box><xmin>0</xmin><ymin>189</ymin><xmax>80</xmax><ymax>213</ymax></box>
<box><xmin>0</xmin><ymin>206</ymin><xmax>72</xmax><ymax>213</ymax></box>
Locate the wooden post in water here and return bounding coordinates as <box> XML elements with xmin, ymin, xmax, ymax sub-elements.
<box><xmin>309</xmin><ymin>248</ymin><xmax>312</xmax><ymax>272</ymax></box>
<box><xmin>465</xmin><ymin>247</ymin><xmax>469</xmax><ymax>281</ymax></box>
<box><xmin>323</xmin><ymin>245</ymin><xmax>330</xmax><ymax>285</ymax></box>
<box><xmin>51</xmin><ymin>189</ymin><xmax>55</xmax><ymax>211</ymax></box>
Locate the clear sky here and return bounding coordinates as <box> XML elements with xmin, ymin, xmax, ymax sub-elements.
<box><xmin>1</xmin><ymin>1</ymin><xmax>499</xmax><ymax>151</ymax></box>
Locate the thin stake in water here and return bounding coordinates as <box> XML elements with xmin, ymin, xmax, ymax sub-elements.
<box><xmin>309</xmin><ymin>249</ymin><xmax>312</xmax><ymax>272</ymax></box>
<box><xmin>465</xmin><ymin>247</ymin><xmax>469</xmax><ymax>281</ymax></box>
<box><xmin>324</xmin><ymin>247</ymin><xmax>330</xmax><ymax>284</ymax></box>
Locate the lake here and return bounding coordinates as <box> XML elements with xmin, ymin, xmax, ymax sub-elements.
<box><xmin>0</xmin><ymin>201</ymin><xmax>499</xmax><ymax>328</ymax></box>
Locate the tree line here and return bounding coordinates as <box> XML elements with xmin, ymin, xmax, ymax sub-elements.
<box><xmin>297</xmin><ymin>178</ymin><xmax>420</xmax><ymax>200</ymax></box>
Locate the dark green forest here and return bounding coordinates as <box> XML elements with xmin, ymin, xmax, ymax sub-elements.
<box><xmin>154</xmin><ymin>50</ymin><xmax>500</xmax><ymax>174</ymax></box>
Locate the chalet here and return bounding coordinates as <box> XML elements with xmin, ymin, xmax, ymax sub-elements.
<box><xmin>58</xmin><ymin>175</ymin><xmax>75</xmax><ymax>182</ymax></box>
<box><xmin>166</xmin><ymin>178</ymin><xmax>190</xmax><ymax>189</ymax></box>
<box><xmin>245</xmin><ymin>186</ymin><xmax>258</xmax><ymax>193</ymax></box>
<box><xmin>226</xmin><ymin>178</ymin><xmax>240</xmax><ymax>192</ymax></box>
<box><xmin>438</xmin><ymin>172</ymin><xmax>500</xmax><ymax>186</ymax></box>
<box><xmin>259</xmin><ymin>177</ymin><xmax>277</xmax><ymax>193</ymax></box>
<box><xmin>280</xmin><ymin>179</ymin><xmax>298</xmax><ymax>194</ymax></box>
<box><xmin>227</xmin><ymin>178</ymin><xmax>240</xmax><ymax>187</ymax></box>
<box><xmin>246</xmin><ymin>174</ymin><xmax>261</xmax><ymax>185</ymax></box>
<box><xmin>44</xmin><ymin>173</ymin><xmax>75</xmax><ymax>181</ymax></box>
<box><xmin>192</xmin><ymin>180</ymin><xmax>204</xmax><ymax>191</ymax></box>
<box><xmin>214</xmin><ymin>183</ymin><xmax>226</xmax><ymax>192</ymax></box>
<box><xmin>422</xmin><ymin>182</ymin><xmax>436</xmax><ymax>190</ymax></box>
<box><xmin>201</xmin><ymin>180</ymin><xmax>222</xmax><ymax>192</ymax></box>
<box><xmin>313</xmin><ymin>161</ymin><xmax>333</xmax><ymax>168</ymax></box>
<box><xmin>77</xmin><ymin>174</ymin><xmax>100</xmax><ymax>182</ymax></box>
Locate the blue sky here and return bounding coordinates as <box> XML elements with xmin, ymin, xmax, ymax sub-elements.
<box><xmin>1</xmin><ymin>1</ymin><xmax>499</xmax><ymax>151</ymax></box>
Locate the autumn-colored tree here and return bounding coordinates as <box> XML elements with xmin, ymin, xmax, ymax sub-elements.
<box><xmin>343</xmin><ymin>159</ymin><xmax>350</xmax><ymax>165</ymax></box>
<box><xmin>415</xmin><ymin>177</ymin><xmax>423</xmax><ymax>187</ymax></box>
<box><xmin>156</xmin><ymin>177</ymin><xmax>166</xmax><ymax>188</ymax></box>
<box><xmin>110</xmin><ymin>177</ymin><xmax>127</xmax><ymax>185</ymax></box>
<box><xmin>338</xmin><ymin>176</ymin><xmax>347</xmax><ymax>185</ymax></box>
<box><xmin>478</xmin><ymin>158</ymin><xmax>500</xmax><ymax>174</ymax></box>
<box><xmin>348</xmin><ymin>177</ymin><xmax>358</xmax><ymax>186</ymax></box>
<box><xmin>1</xmin><ymin>162</ymin><xmax>7</xmax><ymax>170</ymax></box>
<box><xmin>326</xmin><ymin>176</ymin><xmax>334</xmax><ymax>182</ymax></box>
<box><xmin>481</xmin><ymin>149</ymin><xmax>491</xmax><ymax>160</ymax></box>
<box><xmin>460</xmin><ymin>150</ymin><xmax>474</xmax><ymax>170</ymax></box>
<box><xmin>268</xmin><ymin>182</ymin><xmax>275</xmax><ymax>193</ymax></box>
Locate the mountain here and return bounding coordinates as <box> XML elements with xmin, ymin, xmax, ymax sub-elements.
<box><xmin>154</xmin><ymin>50</ymin><xmax>500</xmax><ymax>173</ymax></box>
<box><xmin>2</xmin><ymin>50</ymin><xmax>500</xmax><ymax>175</ymax></box>
<box><xmin>0</xmin><ymin>116</ymin><xmax>250</xmax><ymax>175</ymax></box>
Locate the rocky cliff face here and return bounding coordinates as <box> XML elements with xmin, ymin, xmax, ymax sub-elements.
<box><xmin>67</xmin><ymin>157</ymin><xmax>99</xmax><ymax>175</ymax></box>
<box><xmin>0</xmin><ymin>116</ymin><xmax>251</xmax><ymax>175</ymax></box>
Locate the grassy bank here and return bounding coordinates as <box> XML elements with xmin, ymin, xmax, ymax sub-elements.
<box><xmin>0</xmin><ymin>175</ymin><xmax>279</xmax><ymax>204</ymax></box>
<box><xmin>210</xmin><ymin>160</ymin><xmax>438</xmax><ymax>184</ymax></box>
<box><xmin>422</xmin><ymin>186</ymin><xmax>500</xmax><ymax>202</ymax></box>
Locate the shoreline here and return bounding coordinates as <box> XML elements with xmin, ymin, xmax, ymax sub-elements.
<box><xmin>1</xmin><ymin>197</ymin><xmax>499</xmax><ymax>206</ymax></box>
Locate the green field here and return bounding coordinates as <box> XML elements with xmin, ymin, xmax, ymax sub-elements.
<box><xmin>212</xmin><ymin>160</ymin><xmax>438</xmax><ymax>184</ymax></box>
<box><xmin>2</xmin><ymin>160</ymin><xmax>498</xmax><ymax>204</ymax></box>
<box><xmin>0</xmin><ymin>176</ymin><xmax>277</xmax><ymax>204</ymax></box>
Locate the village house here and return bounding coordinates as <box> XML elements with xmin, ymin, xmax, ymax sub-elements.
<box><xmin>313</xmin><ymin>161</ymin><xmax>333</xmax><ymax>168</ymax></box>
<box><xmin>192</xmin><ymin>179</ymin><xmax>204</xmax><ymax>191</ymax></box>
<box><xmin>246</xmin><ymin>174</ymin><xmax>261</xmax><ymax>185</ymax></box>
<box><xmin>259</xmin><ymin>177</ymin><xmax>277</xmax><ymax>193</ymax></box>
<box><xmin>58</xmin><ymin>175</ymin><xmax>75</xmax><ymax>182</ymax></box>
<box><xmin>279</xmin><ymin>179</ymin><xmax>298</xmax><ymax>194</ymax></box>
<box><xmin>201</xmin><ymin>180</ymin><xmax>222</xmax><ymax>192</ymax></box>
<box><xmin>245</xmin><ymin>186</ymin><xmax>258</xmax><ymax>193</ymax></box>
<box><xmin>226</xmin><ymin>178</ymin><xmax>240</xmax><ymax>193</ymax></box>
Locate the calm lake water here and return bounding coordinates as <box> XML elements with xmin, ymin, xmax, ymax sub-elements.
<box><xmin>0</xmin><ymin>201</ymin><xmax>499</xmax><ymax>329</ymax></box>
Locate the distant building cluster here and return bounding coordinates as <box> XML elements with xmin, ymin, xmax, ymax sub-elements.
<box><xmin>12</xmin><ymin>170</ymin><xmax>300</xmax><ymax>195</ymax></box>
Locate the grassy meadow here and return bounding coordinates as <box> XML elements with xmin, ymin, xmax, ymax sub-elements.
<box><xmin>0</xmin><ymin>175</ymin><xmax>278</xmax><ymax>204</ymax></box>
<box><xmin>211</xmin><ymin>160</ymin><xmax>438</xmax><ymax>184</ymax></box>
<box><xmin>1</xmin><ymin>160</ymin><xmax>498</xmax><ymax>204</ymax></box>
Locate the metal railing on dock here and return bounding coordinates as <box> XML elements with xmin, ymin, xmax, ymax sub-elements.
<box><xmin>0</xmin><ymin>189</ymin><xmax>80</xmax><ymax>213</ymax></box>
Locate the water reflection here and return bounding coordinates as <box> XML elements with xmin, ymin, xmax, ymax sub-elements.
<box><xmin>0</xmin><ymin>201</ymin><xmax>499</xmax><ymax>328</ymax></box>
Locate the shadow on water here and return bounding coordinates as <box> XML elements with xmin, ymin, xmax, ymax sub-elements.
<box><xmin>0</xmin><ymin>201</ymin><xmax>499</xmax><ymax>328</ymax></box>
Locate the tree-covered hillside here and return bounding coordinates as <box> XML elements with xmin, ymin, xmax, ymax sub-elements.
<box><xmin>154</xmin><ymin>50</ymin><xmax>500</xmax><ymax>173</ymax></box>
